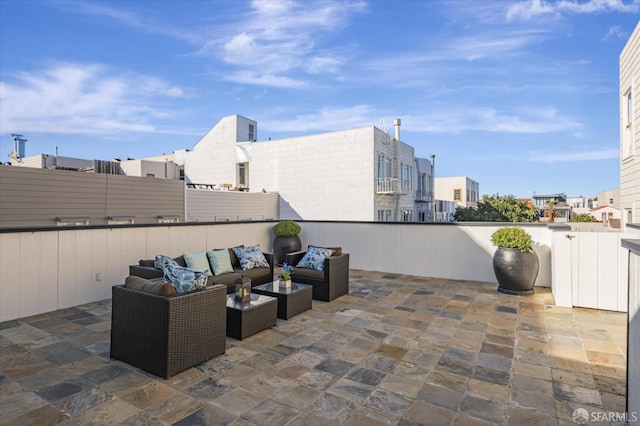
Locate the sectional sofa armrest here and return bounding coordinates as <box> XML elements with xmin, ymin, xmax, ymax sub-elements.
<box><xmin>325</xmin><ymin>253</ymin><xmax>349</xmax><ymax>276</ymax></box>
<box><xmin>285</xmin><ymin>250</ymin><xmax>306</xmax><ymax>267</ymax></box>
<box><xmin>262</xmin><ymin>251</ymin><xmax>275</xmax><ymax>276</ymax></box>
<box><xmin>129</xmin><ymin>265</ymin><xmax>163</xmax><ymax>280</ymax></box>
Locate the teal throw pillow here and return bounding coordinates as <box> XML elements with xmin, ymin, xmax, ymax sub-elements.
<box><xmin>183</xmin><ymin>251</ymin><xmax>212</xmax><ymax>276</ymax></box>
<box><xmin>207</xmin><ymin>249</ymin><xmax>234</xmax><ymax>275</ymax></box>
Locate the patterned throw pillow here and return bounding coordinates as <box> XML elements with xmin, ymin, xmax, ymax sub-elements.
<box><xmin>163</xmin><ymin>264</ymin><xmax>208</xmax><ymax>293</ymax></box>
<box><xmin>183</xmin><ymin>251</ymin><xmax>212</xmax><ymax>276</ymax></box>
<box><xmin>154</xmin><ymin>254</ymin><xmax>178</xmax><ymax>270</ymax></box>
<box><xmin>207</xmin><ymin>249</ymin><xmax>234</xmax><ymax>275</ymax></box>
<box><xmin>296</xmin><ymin>246</ymin><xmax>334</xmax><ymax>271</ymax></box>
<box><xmin>233</xmin><ymin>244</ymin><xmax>269</xmax><ymax>270</ymax></box>
<box><xmin>155</xmin><ymin>254</ymin><xmax>207</xmax><ymax>293</ymax></box>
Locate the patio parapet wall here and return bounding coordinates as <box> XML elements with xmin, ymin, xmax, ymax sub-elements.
<box><xmin>0</xmin><ymin>221</ymin><xmax>635</xmax><ymax>322</ymax></box>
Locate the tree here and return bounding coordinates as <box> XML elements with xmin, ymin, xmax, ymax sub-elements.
<box><xmin>455</xmin><ymin>194</ymin><xmax>539</xmax><ymax>222</ymax></box>
<box><xmin>544</xmin><ymin>200</ymin><xmax>558</xmax><ymax>223</ymax></box>
<box><xmin>570</xmin><ymin>213</ymin><xmax>597</xmax><ymax>223</ymax></box>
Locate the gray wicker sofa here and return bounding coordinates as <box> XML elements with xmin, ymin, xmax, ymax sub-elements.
<box><xmin>129</xmin><ymin>247</ymin><xmax>274</xmax><ymax>294</ymax></box>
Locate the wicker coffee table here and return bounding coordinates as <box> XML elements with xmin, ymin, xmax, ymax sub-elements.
<box><xmin>252</xmin><ymin>281</ymin><xmax>312</xmax><ymax>320</ymax></box>
<box><xmin>226</xmin><ymin>293</ymin><xmax>277</xmax><ymax>340</ymax></box>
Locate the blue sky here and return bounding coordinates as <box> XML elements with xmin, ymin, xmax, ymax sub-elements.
<box><xmin>1</xmin><ymin>0</ymin><xmax>638</xmax><ymax>198</ymax></box>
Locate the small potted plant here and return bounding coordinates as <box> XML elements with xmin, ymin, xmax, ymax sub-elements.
<box><xmin>272</xmin><ymin>220</ymin><xmax>301</xmax><ymax>264</ymax></box>
<box><xmin>280</xmin><ymin>263</ymin><xmax>294</xmax><ymax>289</ymax></box>
<box><xmin>490</xmin><ymin>227</ymin><xmax>539</xmax><ymax>295</ymax></box>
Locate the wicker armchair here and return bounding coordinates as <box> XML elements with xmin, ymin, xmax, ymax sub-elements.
<box><xmin>285</xmin><ymin>250</ymin><xmax>349</xmax><ymax>302</ymax></box>
<box><xmin>110</xmin><ymin>283</ymin><xmax>226</xmax><ymax>378</ymax></box>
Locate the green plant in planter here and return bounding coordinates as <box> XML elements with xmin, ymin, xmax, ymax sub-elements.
<box><xmin>272</xmin><ymin>220</ymin><xmax>301</xmax><ymax>237</ymax></box>
<box><xmin>491</xmin><ymin>227</ymin><xmax>534</xmax><ymax>253</ymax></box>
<box><xmin>491</xmin><ymin>227</ymin><xmax>538</xmax><ymax>295</ymax></box>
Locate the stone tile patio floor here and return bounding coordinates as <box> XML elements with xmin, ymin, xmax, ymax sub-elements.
<box><xmin>0</xmin><ymin>270</ymin><xmax>628</xmax><ymax>426</ymax></box>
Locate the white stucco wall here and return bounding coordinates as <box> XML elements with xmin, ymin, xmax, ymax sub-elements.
<box><xmin>185</xmin><ymin>115</ymin><xmax>257</xmax><ymax>185</ymax></box>
<box><xmin>243</xmin><ymin>127</ymin><xmax>376</xmax><ymax>221</ymax></box>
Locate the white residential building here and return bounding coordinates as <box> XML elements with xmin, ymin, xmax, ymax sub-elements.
<box><xmin>434</xmin><ymin>176</ymin><xmax>479</xmax><ymax>208</ymax></box>
<box><xmin>566</xmin><ymin>196</ymin><xmax>592</xmax><ymax>209</ymax></box>
<box><xmin>597</xmin><ymin>188</ymin><xmax>620</xmax><ymax>208</ymax></box>
<box><xmin>621</xmin><ymin>21</ymin><xmax>640</xmax><ymax>227</ymax></box>
<box><xmin>183</xmin><ymin>115</ymin><xmax>433</xmax><ymax>222</ymax></box>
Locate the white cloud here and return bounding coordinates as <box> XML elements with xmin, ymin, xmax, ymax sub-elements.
<box><xmin>556</xmin><ymin>0</ymin><xmax>639</xmax><ymax>13</ymax></box>
<box><xmin>260</xmin><ymin>105</ymin><xmax>380</xmax><ymax>132</ymax></box>
<box><xmin>506</xmin><ymin>0</ymin><xmax>557</xmax><ymax>21</ymax></box>
<box><xmin>51</xmin><ymin>0</ymin><xmax>200</xmax><ymax>43</ymax></box>
<box><xmin>507</xmin><ymin>0</ymin><xmax>639</xmax><ymax>21</ymax></box>
<box><xmin>528</xmin><ymin>148</ymin><xmax>619</xmax><ymax>163</ymax></box>
<box><xmin>0</xmin><ymin>63</ymin><xmax>193</xmax><ymax>135</ymax></box>
<box><xmin>209</xmin><ymin>0</ymin><xmax>367</xmax><ymax>88</ymax></box>
<box><xmin>405</xmin><ymin>106</ymin><xmax>581</xmax><ymax>134</ymax></box>
<box><xmin>603</xmin><ymin>25</ymin><xmax>627</xmax><ymax>39</ymax></box>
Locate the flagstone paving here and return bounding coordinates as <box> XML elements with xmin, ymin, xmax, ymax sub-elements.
<box><xmin>0</xmin><ymin>270</ymin><xmax>628</xmax><ymax>425</ymax></box>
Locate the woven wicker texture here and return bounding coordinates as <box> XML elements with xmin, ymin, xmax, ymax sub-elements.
<box><xmin>226</xmin><ymin>295</ymin><xmax>277</xmax><ymax>340</ymax></box>
<box><xmin>285</xmin><ymin>252</ymin><xmax>350</xmax><ymax>302</ymax></box>
<box><xmin>110</xmin><ymin>284</ymin><xmax>226</xmax><ymax>378</ymax></box>
<box><xmin>252</xmin><ymin>282</ymin><xmax>312</xmax><ymax>319</ymax></box>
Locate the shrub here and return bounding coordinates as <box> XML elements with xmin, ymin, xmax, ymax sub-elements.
<box><xmin>272</xmin><ymin>220</ymin><xmax>301</xmax><ymax>237</ymax></box>
<box><xmin>491</xmin><ymin>227</ymin><xmax>534</xmax><ymax>253</ymax></box>
<box><xmin>570</xmin><ymin>213</ymin><xmax>597</xmax><ymax>223</ymax></box>
<box><xmin>455</xmin><ymin>194</ymin><xmax>538</xmax><ymax>222</ymax></box>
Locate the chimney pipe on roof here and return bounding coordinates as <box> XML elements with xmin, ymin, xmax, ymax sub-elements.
<box><xmin>393</xmin><ymin>119</ymin><xmax>401</xmax><ymax>140</ymax></box>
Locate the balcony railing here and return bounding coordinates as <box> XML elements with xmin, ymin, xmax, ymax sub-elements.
<box><xmin>376</xmin><ymin>178</ymin><xmax>402</xmax><ymax>194</ymax></box>
<box><xmin>414</xmin><ymin>190</ymin><xmax>431</xmax><ymax>202</ymax></box>
<box><xmin>376</xmin><ymin>178</ymin><xmax>414</xmax><ymax>194</ymax></box>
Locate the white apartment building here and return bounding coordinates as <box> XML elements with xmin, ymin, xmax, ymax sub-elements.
<box><xmin>621</xmin><ymin>21</ymin><xmax>640</xmax><ymax>227</ymax></box>
<box><xmin>183</xmin><ymin>115</ymin><xmax>434</xmax><ymax>222</ymax></box>
<box><xmin>434</xmin><ymin>176</ymin><xmax>479</xmax><ymax>208</ymax></box>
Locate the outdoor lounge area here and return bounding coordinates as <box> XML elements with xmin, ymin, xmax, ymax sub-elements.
<box><xmin>0</xmin><ymin>269</ymin><xmax>628</xmax><ymax>425</ymax></box>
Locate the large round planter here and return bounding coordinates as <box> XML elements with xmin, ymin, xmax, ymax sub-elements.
<box><xmin>273</xmin><ymin>235</ymin><xmax>301</xmax><ymax>265</ymax></box>
<box><xmin>492</xmin><ymin>247</ymin><xmax>539</xmax><ymax>295</ymax></box>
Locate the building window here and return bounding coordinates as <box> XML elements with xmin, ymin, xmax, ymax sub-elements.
<box><xmin>377</xmin><ymin>154</ymin><xmax>390</xmax><ymax>179</ymax></box>
<box><xmin>248</xmin><ymin>124</ymin><xmax>255</xmax><ymax>142</ymax></box>
<box><xmin>402</xmin><ymin>210</ymin><xmax>413</xmax><ymax>222</ymax></box>
<box><xmin>238</xmin><ymin>162</ymin><xmax>248</xmax><ymax>187</ymax></box>
<box><xmin>401</xmin><ymin>163</ymin><xmax>412</xmax><ymax>191</ymax></box>
<box><xmin>453</xmin><ymin>189</ymin><xmax>462</xmax><ymax>201</ymax></box>
<box><xmin>377</xmin><ymin>209</ymin><xmax>392</xmax><ymax>222</ymax></box>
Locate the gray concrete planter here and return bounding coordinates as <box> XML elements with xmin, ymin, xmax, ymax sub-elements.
<box><xmin>492</xmin><ymin>247</ymin><xmax>539</xmax><ymax>295</ymax></box>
